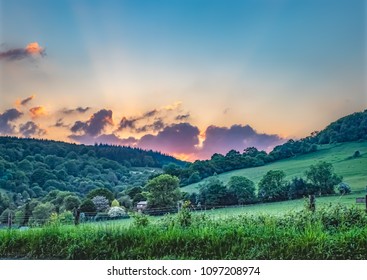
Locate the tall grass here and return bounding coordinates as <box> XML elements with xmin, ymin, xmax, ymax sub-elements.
<box><xmin>0</xmin><ymin>205</ymin><xmax>366</xmax><ymax>260</ymax></box>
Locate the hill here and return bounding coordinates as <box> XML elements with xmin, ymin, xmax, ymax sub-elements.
<box><xmin>167</xmin><ymin>109</ymin><xmax>367</xmax><ymax>186</ymax></box>
<box><xmin>0</xmin><ymin>136</ymin><xmax>184</xmax><ymax>199</ymax></box>
<box><xmin>182</xmin><ymin>141</ymin><xmax>367</xmax><ymax>194</ymax></box>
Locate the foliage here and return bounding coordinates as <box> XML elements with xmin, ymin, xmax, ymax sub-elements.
<box><xmin>79</xmin><ymin>199</ymin><xmax>96</xmax><ymax>215</ymax></box>
<box><xmin>288</xmin><ymin>177</ymin><xmax>311</xmax><ymax>199</ymax></box>
<box><xmin>177</xmin><ymin>201</ymin><xmax>192</xmax><ymax>227</ymax></box>
<box><xmin>62</xmin><ymin>195</ymin><xmax>81</xmax><ymax>211</ymax></box>
<box><xmin>111</xmin><ymin>199</ymin><xmax>120</xmax><ymax>207</ymax></box>
<box><xmin>1</xmin><ymin>205</ymin><xmax>367</xmax><ymax>260</ymax></box>
<box><xmin>258</xmin><ymin>170</ymin><xmax>289</xmax><ymax>202</ymax></box>
<box><xmin>144</xmin><ymin>174</ymin><xmax>181</xmax><ymax>210</ymax></box>
<box><xmin>30</xmin><ymin>202</ymin><xmax>56</xmax><ymax>225</ymax></box>
<box><xmin>227</xmin><ymin>176</ymin><xmax>256</xmax><ymax>204</ymax></box>
<box><xmin>132</xmin><ymin>212</ymin><xmax>149</xmax><ymax>227</ymax></box>
<box><xmin>338</xmin><ymin>182</ymin><xmax>351</xmax><ymax>195</ymax></box>
<box><xmin>198</xmin><ymin>177</ymin><xmax>230</xmax><ymax>207</ymax></box>
<box><xmin>87</xmin><ymin>188</ymin><xmax>114</xmax><ymax>203</ymax></box>
<box><xmin>91</xmin><ymin>196</ymin><xmax>110</xmax><ymax>212</ymax></box>
<box><xmin>305</xmin><ymin>161</ymin><xmax>342</xmax><ymax>195</ymax></box>
<box><xmin>108</xmin><ymin>206</ymin><xmax>126</xmax><ymax>218</ymax></box>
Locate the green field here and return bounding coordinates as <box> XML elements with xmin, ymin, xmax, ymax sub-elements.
<box><xmin>1</xmin><ymin>204</ymin><xmax>367</xmax><ymax>260</ymax></box>
<box><xmin>183</xmin><ymin>141</ymin><xmax>367</xmax><ymax>194</ymax></box>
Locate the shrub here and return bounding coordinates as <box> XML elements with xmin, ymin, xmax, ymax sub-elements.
<box><xmin>132</xmin><ymin>213</ymin><xmax>149</xmax><ymax>227</ymax></box>
<box><xmin>108</xmin><ymin>206</ymin><xmax>126</xmax><ymax>218</ymax></box>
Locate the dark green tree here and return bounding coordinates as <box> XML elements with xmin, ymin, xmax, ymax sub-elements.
<box><xmin>258</xmin><ymin>170</ymin><xmax>289</xmax><ymax>202</ymax></box>
<box><xmin>87</xmin><ymin>187</ymin><xmax>114</xmax><ymax>203</ymax></box>
<box><xmin>199</xmin><ymin>177</ymin><xmax>229</xmax><ymax>207</ymax></box>
<box><xmin>305</xmin><ymin>161</ymin><xmax>342</xmax><ymax>195</ymax></box>
<box><xmin>144</xmin><ymin>174</ymin><xmax>181</xmax><ymax>209</ymax></box>
<box><xmin>227</xmin><ymin>176</ymin><xmax>256</xmax><ymax>204</ymax></box>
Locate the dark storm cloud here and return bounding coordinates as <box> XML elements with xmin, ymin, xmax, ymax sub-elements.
<box><xmin>70</xmin><ymin>109</ymin><xmax>113</xmax><ymax>136</ymax></box>
<box><xmin>138</xmin><ymin>122</ymin><xmax>200</xmax><ymax>154</ymax></box>
<box><xmin>19</xmin><ymin>121</ymin><xmax>46</xmax><ymax>138</ymax></box>
<box><xmin>62</xmin><ymin>107</ymin><xmax>91</xmax><ymax>114</ymax></box>
<box><xmin>199</xmin><ymin>124</ymin><xmax>284</xmax><ymax>158</ymax></box>
<box><xmin>0</xmin><ymin>108</ymin><xmax>23</xmax><ymax>135</ymax></box>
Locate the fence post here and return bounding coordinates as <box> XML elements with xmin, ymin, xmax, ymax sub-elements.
<box><xmin>7</xmin><ymin>211</ymin><xmax>12</xmax><ymax>229</ymax></box>
<box><xmin>309</xmin><ymin>195</ymin><xmax>316</xmax><ymax>212</ymax></box>
<box><xmin>74</xmin><ymin>208</ymin><xmax>80</xmax><ymax>226</ymax></box>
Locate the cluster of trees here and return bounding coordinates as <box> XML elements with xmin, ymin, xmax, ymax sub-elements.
<box><xmin>184</xmin><ymin>161</ymin><xmax>344</xmax><ymax>208</ymax></box>
<box><xmin>163</xmin><ymin>110</ymin><xmax>367</xmax><ymax>186</ymax></box>
<box><xmin>314</xmin><ymin>110</ymin><xmax>367</xmax><ymax>144</ymax></box>
<box><xmin>163</xmin><ymin>140</ymin><xmax>318</xmax><ymax>186</ymax></box>
<box><xmin>0</xmin><ymin>136</ymin><xmax>187</xmax><ymax>212</ymax></box>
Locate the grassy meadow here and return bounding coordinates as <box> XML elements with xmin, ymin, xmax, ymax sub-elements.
<box><xmin>1</xmin><ymin>204</ymin><xmax>366</xmax><ymax>260</ymax></box>
<box><xmin>182</xmin><ymin>141</ymin><xmax>367</xmax><ymax>194</ymax></box>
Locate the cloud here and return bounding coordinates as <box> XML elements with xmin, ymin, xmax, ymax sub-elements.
<box><xmin>0</xmin><ymin>108</ymin><xmax>23</xmax><ymax>135</ymax></box>
<box><xmin>175</xmin><ymin>114</ymin><xmax>190</xmax><ymax>121</ymax></box>
<box><xmin>135</xmin><ymin>119</ymin><xmax>165</xmax><ymax>133</ymax></box>
<box><xmin>52</xmin><ymin>118</ymin><xmax>69</xmax><ymax>128</ymax></box>
<box><xmin>29</xmin><ymin>106</ymin><xmax>46</xmax><ymax>118</ymax></box>
<box><xmin>62</xmin><ymin>107</ymin><xmax>91</xmax><ymax>114</ymax></box>
<box><xmin>117</xmin><ymin>116</ymin><xmax>139</xmax><ymax>131</ymax></box>
<box><xmin>70</xmin><ymin>109</ymin><xmax>113</xmax><ymax>136</ymax></box>
<box><xmin>0</xmin><ymin>42</ymin><xmax>46</xmax><ymax>61</ymax></box>
<box><xmin>116</xmin><ymin>110</ymin><xmax>159</xmax><ymax>133</ymax></box>
<box><xmin>139</xmin><ymin>122</ymin><xmax>200</xmax><ymax>154</ymax></box>
<box><xmin>163</xmin><ymin>101</ymin><xmax>182</xmax><ymax>111</ymax></box>
<box><xmin>19</xmin><ymin>121</ymin><xmax>46</xmax><ymax>138</ymax></box>
<box><xmin>198</xmin><ymin>124</ymin><xmax>284</xmax><ymax>159</ymax></box>
<box><xmin>16</xmin><ymin>95</ymin><xmax>35</xmax><ymax>106</ymax></box>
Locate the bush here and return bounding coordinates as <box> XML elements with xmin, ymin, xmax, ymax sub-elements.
<box><xmin>338</xmin><ymin>182</ymin><xmax>351</xmax><ymax>195</ymax></box>
<box><xmin>132</xmin><ymin>213</ymin><xmax>149</xmax><ymax>227</ymax></box>
<box><xmin>108</xmin><ymin>206</ymin><xmax>126</xmax><ymax>218</ymax></box>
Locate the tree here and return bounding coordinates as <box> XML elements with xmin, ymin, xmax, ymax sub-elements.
<box><xmin>305</xmin><ymin>161</ymin><xmax>342</xmax><ymax>195</ymax></box>
<box><xmin>227</xmin><ymin>176</ymin><xmax>256</xmax><ymax>204</ymax></box>
<box><xmin>288</xmin><ymin>177</ymin><xmax>311</xmax><ymax>199</ymax></box>
<box><xmin>91</xmin><ymin>196</ymin><xmax>110</xmax><ymax>212</ymax></box>
<box><xmin>187</xmin><ymin>171</ymin><xmax>201</xmax><ymax>184</ymax></box>
<box><xmin>87</xmin><ymin>188</ymin><xmax>114</xmax><ymax>203</ymax></box>
<box><xmin>144</xmin><ymin>174</ymin><xmax>181</xmax><ymax>209</ymax></box>
<box><xmin>62</xmin><ymin>195</ymin><xmax>81</xmax><ymax>211</ymax></box>
<box><xmin>31</xmin><ymin>202</ymin><xmax>56</xmax><ymax>225</ymax></box>
<box><xmin>258</xmin><ymin>170</ymin><xmax>289</xmax><ymax>202</ymax></box>
<box><xmin>108</xmin><ymin>206</ymin><xmax>127</xmax><ymax>218</ymax></box>
<box><xmin>338</xmin><ymin>182</ymin><xmax>351</xmax><ymax>195</ymax></box>
<box><xmin>79</xmin><ymin>199</ymin><xmax>97</xmax><ymax>215</ymax></box>
<box><xmin>199</xmin><ymin>177</ymin><xmax>229</xmax><ymax>207</ymax></box>
<box><xmin>111</xmin><ymin>199</ymin><xmax>120</xmax><ymax>207</ymax></box>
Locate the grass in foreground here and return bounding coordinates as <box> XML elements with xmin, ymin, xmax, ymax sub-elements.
<box><xmin>1</xmin><ymin>205</ymin><xmax>366</xmax><ymax>260</ymax></box>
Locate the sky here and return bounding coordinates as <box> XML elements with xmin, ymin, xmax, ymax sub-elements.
<box><xmin>0</xmin><ymin>0</ymin><xmax>366</xmax><ymax>161</ymax></box>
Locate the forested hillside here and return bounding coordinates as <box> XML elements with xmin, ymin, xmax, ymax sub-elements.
<box><xmin>164</xmin><ymin>110</ymin><xmax>367</xmax><ymax>186</ymax></box>
<box><xmin>0</xmin><ymin>136</ymin><xmax>183</xmax><ymax>199</ymax></box>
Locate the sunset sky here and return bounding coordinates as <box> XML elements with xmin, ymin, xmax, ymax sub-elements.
<box><xmin>0</xmin><ymin>0</ymin><xmax>366</xmax><ymax>161</ymax></box>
